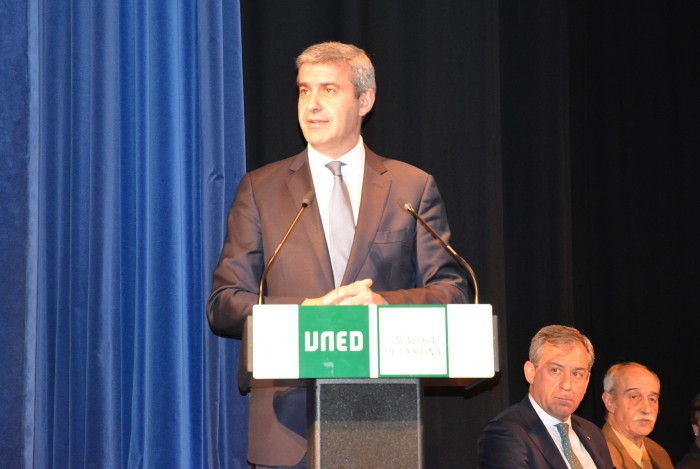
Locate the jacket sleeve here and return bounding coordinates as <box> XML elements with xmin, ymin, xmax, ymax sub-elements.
<box><xmin>205</xmin><ymin>173</ymin><xmax>308</xmax><ymax>339</ymax></box>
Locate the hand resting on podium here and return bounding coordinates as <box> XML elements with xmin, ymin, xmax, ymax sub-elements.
<box><xmin>301</xmin><ymin>278</ymin><xmax>388</xmax><ymax>306</ymax></box>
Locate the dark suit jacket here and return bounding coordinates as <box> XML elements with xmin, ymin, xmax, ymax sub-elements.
<box><xmin>207</xmin><ymin>147</ymin><xmax>469</xmax><ymax>466</ymax></box>
<box><xmin>477</xmin><ymin>396</ymin><xmax>615</xmax><ymax>469</ymax></box>
<box><xmin>675</xmin><ymin>443</ymin><xmax>700</xmax><ymax>469</ymax></box>
<box><xmin>602</xmin><ymin>422</ymin><xmax>674</xmax><ymax>469</ymax></box>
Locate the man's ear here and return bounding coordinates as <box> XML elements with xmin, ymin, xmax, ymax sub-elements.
<box><xmin>358</xmin><ymin>89</ymin><xmax>375</xmax><ymax>116</ymax></box>
<box><xmin>602</xmin><ymin>391</ymin><xmax>616</xmax><ymax>412</ymax></box>
<box><xmin>524</xmin><ymin>361</ymin><xmax>536</xmax><ymax>385</ymax></box>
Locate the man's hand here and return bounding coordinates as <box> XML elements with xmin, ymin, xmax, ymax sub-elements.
<box><xmin>302</xmin><ymin>278</ymin><xmax>387</xmax><ymax>306</ymax></box>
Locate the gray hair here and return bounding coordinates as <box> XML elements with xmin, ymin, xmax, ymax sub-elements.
<box><xmin>529</xmin><ymin>325</ymin><xmax>595</xmax><ymax>371</ymax></box>
<box><xmin>296</xmin><ymin>41</ymin><xmax>376</xmax><ymax>97</ymax></box>
<box><xmin>602</xmin><ymin>362</ymin><xmax>659</xmax><ymax>394</ymax></box>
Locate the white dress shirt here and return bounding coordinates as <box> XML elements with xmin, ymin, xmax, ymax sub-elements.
<box><xmin>529</xmin><ymin>394</ymin><xmax>598</xmax><ymax>468</ymax></box>
<box><xmin>307</xmin><ymin>136</ymin><xmax>365</xmax><ymax>254</ymax></box>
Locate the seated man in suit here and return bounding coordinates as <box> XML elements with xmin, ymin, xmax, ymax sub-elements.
<box><xmin>477</xmin><ymin>324</ymin><xmax>614</xmax><ymax>468</ymax></box>
<box><xmin>676</xmin><ymin>392</ymin><xmax>700</xmax><ymax>469</ymax></box>
<box><xmin>601</xmin><ymin>362</ymin><xmax>673</xmax><ymax>469</ymax></box>
<box><xmin>206</xmin><ymin>41</ymin><xmax>469</xmax><ymax>469</ymax></box>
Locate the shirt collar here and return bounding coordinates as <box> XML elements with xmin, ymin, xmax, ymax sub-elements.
<box><xmin>610</xmin><ymin>425</ymin><xmax>646</xmax><ymax>465</ymax></box>
<box><xmin>308</xmin><ymin>136</ymin><xmax>364</xmax><ymax>171</ymax></box>
<box><xmin>529</xmin><ymin>393</ymin><xmax>573</xmax><ymax>428</ymax></box>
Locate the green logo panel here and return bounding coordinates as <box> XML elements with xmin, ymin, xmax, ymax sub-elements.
<box><xmin>298</xmin><ymin>305</ymin><xmax>370</xmax><ymax>378</ymax></box>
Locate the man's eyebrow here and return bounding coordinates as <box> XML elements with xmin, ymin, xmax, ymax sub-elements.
<box><xmin>298</xmin><ymin>81</ymin><xmax>340</xmax><ymax>88</ymax></box>
<box><xmin>623</xmin><ymin>388</ymin><xmax>659</xmax><ymax>396</ymax></box>
<box><xmin>541</xmin><ymin>361</ymin><xmax>588</xmax><ymax>373</ymax></box>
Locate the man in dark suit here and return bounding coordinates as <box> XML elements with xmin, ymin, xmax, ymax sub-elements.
<box><xmin>206</xmin><ymin>41</ymin><xmax>469</xmax><ymax>469</ymax></box>
<box><xmin>477</xmin><ymin>325</ymin><xmax>614</xmax><ymax>469</ymax></box>
<box><xmin>676</xmin><ymin>393</ymin><xmax>700</xmax><ymax>469</ymax></box>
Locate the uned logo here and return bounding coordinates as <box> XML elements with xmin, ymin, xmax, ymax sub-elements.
<box><xmin>298</xmin><ymin>305</ymin><xmax>370</xmax><ymax>378</ymax></box>
<box><xmin>304</xmin><ymin>330</ymin><xmax>364</xmax><ymax>352</ymax></box>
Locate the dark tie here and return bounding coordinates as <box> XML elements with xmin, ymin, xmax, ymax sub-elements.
<box><xmin>556</xmin><ymin>423</ymin><xmax>585</xmax><ymax>469</ymax></box>
<box><xmin>325</xmin><ymin>161</ymin><xmax>355</xmax><ymax>287</ymax></box>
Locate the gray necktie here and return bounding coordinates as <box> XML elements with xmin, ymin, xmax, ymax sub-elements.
<box><xmin>556</xmin><ymin>423</ymin><xmax>585</xmax><ymax>469</ymax></box>
<box><xmin>325</xmin><ymin>161</ymin><xmax>355</xmax><ymax>287</ymax></box>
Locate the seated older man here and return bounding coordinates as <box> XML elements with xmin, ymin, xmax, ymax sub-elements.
<box><xmin>601</xmin><ymin>362</ymin><xmax>673</xmax><ymax>469</ymax></box>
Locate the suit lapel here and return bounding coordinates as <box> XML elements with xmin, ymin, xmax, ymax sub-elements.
<box><xmin>286</xmin><ymin>151</ymin><xmax>335</xmax><ymax>291</ymax></box>
<box><xmin>572</xmin><ymin>417</ymin><xmax>602</xmax><ymax>467</ymax></box>
<box><xmin>603</xmin><ymin>422</ymin><xmax>639</xmax><ymax>469</ymax></box>
<box><xmin>342</xmin><ymin>149</ymin><xmax>389</xmax><ymax>285</ymax></box>
<box><xmin>519</xmin><ymin>398</ymin><xmax>570</xmax><ymax>469</ymax></box>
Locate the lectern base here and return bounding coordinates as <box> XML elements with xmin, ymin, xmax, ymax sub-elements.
<box><xmin>308</xmin><ymin>379</ymin><xmax>423</xmax><ymax>469</ymax></box>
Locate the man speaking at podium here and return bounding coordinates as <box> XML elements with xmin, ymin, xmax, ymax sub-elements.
<box><xmin>206</xmin><ymin>41</ymin><xmax>468</xmax><ymax>469</ymax></box>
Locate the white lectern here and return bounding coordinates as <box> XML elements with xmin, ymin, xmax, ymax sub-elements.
<box><xmin>239</xmin><ymin>304</ymin><xmax>498</xmax><ymax>469</ymax></box>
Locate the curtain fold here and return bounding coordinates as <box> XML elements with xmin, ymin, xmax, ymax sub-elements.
<box><xmin>28</xmin><ymin>1</ymin><xmax>248</xmax><ymax>467</ymax></box>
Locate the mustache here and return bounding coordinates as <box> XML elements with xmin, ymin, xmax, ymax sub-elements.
<box><xmin>632</xmin><ymin>416</ymin><xmax>656</xmax><ymax>423</ymax></box>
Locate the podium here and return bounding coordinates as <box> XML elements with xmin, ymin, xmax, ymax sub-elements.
<box><xmin>239</xmin><ymin>304</ymin><xmax>497</xmax><ymax>468</ymax></box>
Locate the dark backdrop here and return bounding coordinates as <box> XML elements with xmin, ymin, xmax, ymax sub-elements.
<box><xmin>238</xmin><ymin>1</ymin><xmax>699</xmax><ymax>467</ymax></box>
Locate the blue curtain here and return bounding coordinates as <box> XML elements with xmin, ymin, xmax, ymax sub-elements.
<box><xmin>21</xmin><ymin>1</ymin><xmax>248</xmax><ymax>467</ymax></box>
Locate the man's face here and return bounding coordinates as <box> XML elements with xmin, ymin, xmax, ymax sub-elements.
<box><xmin>602</xmin><ymin>365</ymin><xmax>660</xmax><ymax>444</ymax></box>
<box><xmin>297</xmin><ymin>62</ymin><xmax>374</xmax><ymax>158</ymax></box>
<box><xmin>524</xmin><ymin>341</ymin><xmax>591</xmax><ymax>421</ymax></box>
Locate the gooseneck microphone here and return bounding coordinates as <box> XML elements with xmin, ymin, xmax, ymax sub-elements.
<box><xmin>258</xmin><ymin>190</ymin><xmax>315</xmax><ymax>305</ymax></box>
<box><xmin>398</xmin><ymin>198</ymin><xmax>480</xmax><ymax>304</ymax></box>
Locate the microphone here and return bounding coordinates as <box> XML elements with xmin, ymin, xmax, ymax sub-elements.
<box><xmin>398</xmin><ymin>198</ymin><xmax>479</xmax><ymax>304</ymax></box>
<box><xmin>258</xmin><ymin>190</ymin><xmax>315</xmax><ymax>304</ymax></box>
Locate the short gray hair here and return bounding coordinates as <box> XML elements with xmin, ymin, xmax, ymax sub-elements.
<box><xmin>296</xmin><ymin>41</ymin><xmax>376</xmax><ymax>97</ymax></box>
<box><xmin>529</xmin><ymin>325</ymin><xmax>595</xmax><ymax>371</ymax></box>
<box><xmin>603</xmin><ymin>362</ymin><xmax>659</xmax><ymax>394</ymax></box>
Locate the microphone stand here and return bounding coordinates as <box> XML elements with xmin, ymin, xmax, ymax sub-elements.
<box><xmin>240</xmin><ymin>191</ymin><xmax>315</xmax><ymax>393</ymax></box>
<box><xmin>258</xmin><ymin>191</ymin><xmax>315</xmax><ymax>304</ymax></box>
<box><xmin>402</xmin><ymin>201</ymin><xmax>479</xmax><ymax>304</ymax></box>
